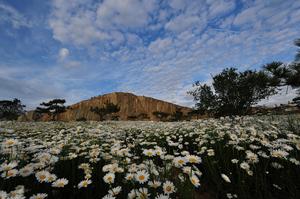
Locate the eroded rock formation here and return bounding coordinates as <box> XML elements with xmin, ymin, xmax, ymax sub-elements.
<box><xmin>19</xmin><ymin>92</ymin><xmax>192</xmax><ymax>121</ymax></box>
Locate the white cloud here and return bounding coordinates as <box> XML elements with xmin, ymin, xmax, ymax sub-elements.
<box><xmin>148</xmin><ymin>38</ymin><xmax>173</xmax><ymax>54</ymax></box>
<box><xmin>58</xmin><ymin>48</ymin><xmax>69</xmax><ymax>60</ymax></box>
<box><xmin>165</xmin><ymin>14</ymin><xmax>206</xmax><ymax>33</ymax></box>
<box><xmin>0</xmin><ymin>3</ymin><xmax>31</xmax><ymax>28</ymax></box>
<box><xmin>96</xmin><ymin>0</ymin><xmax>156</xmax><ymax>29</ymax></box>
<box><xmin>169</xmin><ymin>0</ymin><xmax>187</xmax><ymax>10</ymax></box>
<box><xmin>258</xmin><ymin>87</ymin><xmax>298</xmax><ymax>106</ymax></box>
<box><xmin>207</xmin><ymin>0</ymin><xmax>236</xmax><ymax>18</ymax></box>
<box><xmin>44</xmin><ymin>0</ymin><xmax>300</xmax><ymax>107</ymax></box>
<box><xmin>49</xmin><ymin>0</ymin><xmax>157</xmax><ymax>46</ymax></box>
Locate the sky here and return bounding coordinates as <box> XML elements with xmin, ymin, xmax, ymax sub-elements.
<box><xmin>0</xmin><ymin>0</ymin><xmax>299</xmax><ymax>109</ymax></box>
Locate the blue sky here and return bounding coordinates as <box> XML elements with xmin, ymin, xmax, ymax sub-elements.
<box><xmin>0</xmin><ymin>0</ymin><xmax>299</xmax><ymax>109</ymax></box>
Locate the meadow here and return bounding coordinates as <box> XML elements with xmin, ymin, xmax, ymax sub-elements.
<box><xmin>0</xmin><ymin>115</ymin><xmax>300</xmax><ymax>199</ymax></box>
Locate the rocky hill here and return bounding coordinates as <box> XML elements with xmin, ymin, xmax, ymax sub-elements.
<box><xmin>19</xmin><ymin>92</ymin><xmax>193</xmax><ymax>121</ymax></box>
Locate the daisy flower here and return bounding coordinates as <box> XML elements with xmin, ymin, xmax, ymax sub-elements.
<box><xmin>135</xmin><ymin>170</ymin><xmax>149</xmax><ymax>184</ymax></box>
<box><xmin>148</xmin><ymin>180</ymin><xmax>161</xmax><ymax>188</ymax></box>
<box><xmin>186</xmin><ymin>155</ymin><xmax>202</xmax><ymax>164</ymax></box>
<box><xmin>52</xmin><ymin>178</ymin><xmax>69</xmax><ymax>188</ymax></box>
<box><xmin>103</xmin><ymin>172</ymin><xmax>115</xmax><ymax>184</ymax></box>
<box><xmin>190</xmin><ymin>175</ymin><xmax>200</xmax><ymax>188</ymax></box>
<box><xmin>78</xmin><ymin>179</ymin><xmax>92</xmax><ymax>188</ymax></box>
<box><xmin>221</xmin><ymin>174</ymin><xmax>231</xmax><ymax>183</ymax></box>
<box><xmin>3</xmin><ymin>139</ymin><xmax>19</xmax><ymax>147</ymax></box>
<box><xmin>2</xmin><ymin>169</ymin><xmax>18</xmax><ymax>179</ymax></box>
<box><xmin>163</xmin><ymin>181</ymin><xmax>176</xmax><ymax>194</ymax></box>
<box><xmin>155</xmin><ymin>194</ymin><xmax>169</xmax><ymax>199</ymax></box>
<box><xmin>108</xmin><ymin>186</ymin><xmax>122</xmax><ymax>196</ymax></box>
<box><xmin>143</xmin><ymin>149</ymin><xmax>155</xmax><ymax>157</ymax></box>
<box><xmin>102</xmin><ymin>194</ymin><xmax>115</xmax><ymax>199</ymax></box>
<box><xmin>29</xmin><ymin>193</ymin><xmax>48</xmax><ymax>199</ymax></box>
<box><xmin>35</xmin><ymin>171</ymin><xmax>50</xmax><ymax>183</ymax></box>
<box><xmin>137</xmin><ymin>187</ymin><xmax>150</xmax><ymax>199</ymax></box>
<box><xmin>173</xmin><ymin>157</ymin><xmax>187</xmax><ymax>168</ymax></box>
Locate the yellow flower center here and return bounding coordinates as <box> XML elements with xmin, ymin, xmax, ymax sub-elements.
<box><xmin>178</xmin><ymin>160</ymin><xmax>184</xmax><ymax>164</ymax></box>
<box><xmin>166</xmin><ymin>186</ymin><xmax>172</xmax><ymax>192</ymax></box>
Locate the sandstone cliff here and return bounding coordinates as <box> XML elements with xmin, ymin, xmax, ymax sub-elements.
<box><xmin>19</xmin><ymin>92</ymin><xmax>192</xmax><ymax>121</ymax></box>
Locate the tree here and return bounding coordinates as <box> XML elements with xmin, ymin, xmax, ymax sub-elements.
<box><xmin>187</xmin><ymin>83</ymin><xmax>217</xmax><ymax>116</ymax></box>
<box><xmin>263</xmin><ymin>39</ymin><xmax>300</xmax><ymax>104</ymax></box>
<box><xmin>188</xmin><ymin>68</ymin><xmax>277</xmax><ymax>117</ymax></box>
<box><xmin>90</xmin><ymin>101</ymin><xmax>120</xmax><ymax>121</ymax></box>
<box><xmin>0</xmin><ymin>98</ymin><xmax>25</xmax><ymax>120</ymax></box>
<box><xmin>35</xmin><ymin>99</ymin><xmax>66</xmax><ymax>121</ymax></box>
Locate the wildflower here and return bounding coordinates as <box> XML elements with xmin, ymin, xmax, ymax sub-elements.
<box><xmin>270</xmin><ymin>149</ymin><xmax>289</xmax><ymax>159</ymax></box>
<box><xmin>3</xmin><ymin>139</ymin><xmax>19</xmax><ymax>147</ymax></box>
<box><xmin>148</xmin><ymin>180</ymin><xmax>161</xmax><ymax>188</ymax></box>
<box><xmin>240</xmin><ymin>162</ymin><xmax>250</xmax><ymax>170</ymax></box>
<box><xmin>207</xmin><ymin>149</ymin><xmax>215</xmax><ymax>156</ymax></box>
<box><xmin>78</xmin><ymin>179</ymin><xmax>92</xmax><ymax>188</ymax></box>
<box><xmin>102</xmin><ymin>194</ymin><xmax>115</xmax><ymax>199</ymax></box>
<box><xmin>135</xmin><ymin>170</ymin><xmax>149</xmax><ymax>184</ymax></box>
<box><xmin>19</xmin><ymin>166</ymin><xmax>34</xmax><ymax>177</ymax></box>
<box><xmin>143</xmin><ymin>149</ymin><xmax>155</xmax><ymax>157</ymax></box>
<box><xmin>182</xmin><ymin>166</ymin><xmax>192</xmax><ymax>174</ymax></box>
<box><xmin>221</xmin><ymin>174</ymin><xmax>231</xmax><ymax>183</ymax></box>
<box><xmin>231</xmin><ymin>159</ymin><xmax>239</xmax><ymax>164</ymax></box>
<box><xmin>108</xmin><ymin>186</ymin><xmax>122</xmax><ymax>196</ymax></box>
<box><xmin>186</xmin><ymin>155</ymin><xmax>201</xmax><ymax>164</ymax></box>
<box><xmin>35</xmin><ymin>171</ymin><xmax>50</xmax><ymax>183</ymax></box>
<box><xmin>173</xmin><ymin>157</ymin><xmax>187</xmax><ymax>168</ymax></box>
<box><xmin>190</xmin><ymin>175</ymin><xmax>200</xmax><ymax>188</ymax></box>
<box><xmin>29</xmin><ymin>193</ymin><xmax>48</xmax><ymax>199</ymax></box>
<box><xmin>0</xmin><ymin>191</ymin><xmax>7</xmax><ymax>199</ymax></box>
<box><xmin>52</xmin><ymin>178</ymin><xmax>69</xmax><ymax>188</ymax></box>
<box><xmin>103</xmin><ymin>173</ymin><xmax>115</xmax><ymax>184</ymax></box>
<box><xmin>128</xmin><ymin>189</ymin><xmax>137</xmax><ymax>199</ymax></box>
<box><xmin>125</xmin><ymin>173</ymin><xmax>134</xmax><ymax>181</ymax></box>
<box><xmin>163</xmin><ymin>181</ymin><xmax>176</xmax><ymax>194</ymax></box>
<box><xmin>47</xmin><ymin>174</ymin><xmax>57</xmax><ymax>182</ymax></box>
<box><xmin>137</xmin><ymin>187</ymin><xmax>150</xmax><ymax>199</ymax></box>
<box><xmin>155</xmin><ymin>194</ymin><xmax>169</xmax><ymax>199</ymax></box>
<box><xmin>2</xmin><ymin>169</ymin><xmax>18</xmax><ymax>178</ymax></box>
<box><xmin>0</xmin><ymin>161</ymin><xmax>18</xmax><ymax>172</ymax></box>
<box><xmin>246</xmin><ymin>150</ymin><xmax>259</xmax><ymax>163</ymax></box>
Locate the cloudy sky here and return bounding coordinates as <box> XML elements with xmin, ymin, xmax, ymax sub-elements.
<box><xmin>0</xmin><ymin>0</ymin><xmax>299</xmax><ymax>109</ymax></box>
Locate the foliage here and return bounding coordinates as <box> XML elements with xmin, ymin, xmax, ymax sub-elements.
<box><xmin>263</xmin><ymin>39</ymin><xmax>300</xmax><ymax>104</ymax></box>
<box><xmin>35</xmin><ymin>99</ymin><xmax>66</xmax><ymax>121</ymax></box>
<box><xmin>90</xmin><ymin>101</ymin><xmax>120</xmax><ymax>121</ymax></box>
<box><xmin>189</xmin><ymin>68</ymin><xmax>277</xmax><ymax>117</ymax></box>
<box><xmin>0</xmin><ymin>98</ymin><xmax>25</xmax><ymax>120</ymax></box>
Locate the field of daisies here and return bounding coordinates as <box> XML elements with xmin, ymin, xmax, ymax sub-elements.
<box><xmin>0</xmin><ymin>115</ymin><xmax>300</xmax><ymax>199</ymax></box>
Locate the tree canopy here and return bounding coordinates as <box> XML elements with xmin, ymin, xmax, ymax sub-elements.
<box><xmin>188</xmin><ymin>68</ymin><xmax>277</xmax><ymax>117</ymax></box>
<box><xmin>263</xmin><ymin>39</ymin><xmax>300</xmax><ymax>103</ymax></box>
<box><xmin>35</xmin><ymin>99</ymin><xmax>66</xmax><ymax>120</ymax></box>
<box><xmin>0</xmin><ymin>98</ymin><xmax>25</xmax><ymax>120</ymax></box>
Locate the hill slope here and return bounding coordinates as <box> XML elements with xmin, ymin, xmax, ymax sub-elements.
<box><xmin>20</xmin><ymin>92</ymin><xmax>192</xmax><ymax>121</ymax></box>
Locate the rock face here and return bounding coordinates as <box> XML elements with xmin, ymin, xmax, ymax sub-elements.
<box><xmin>19</xmin><ymin>92</ymin><xmax>192</xmax><ymax>121</ymax></box>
